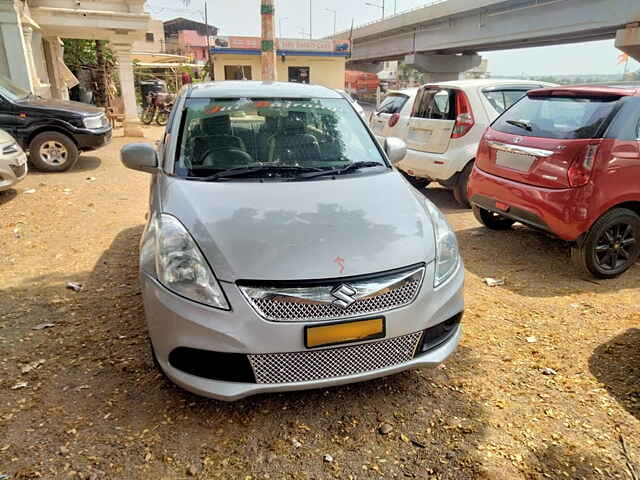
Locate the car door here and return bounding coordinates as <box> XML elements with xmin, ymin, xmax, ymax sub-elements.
<box><xmin>406</xmin><ymin>86</ymin><xmax>456</xmax><ymax>154</ymax></box>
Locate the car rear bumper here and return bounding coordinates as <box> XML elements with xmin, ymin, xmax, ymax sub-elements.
<box><xmin>468</xmin><ymin>166</ymin><xmax>593</xmax><ymax>241</ymax></box>
<box><xmin>141</xmin><ymin>260</ymin><xmax>464</xmax><ymax>401</ymax></box>
<box><xmin>398</xmin><ymin>146</ymin><xmax>474</xmax><ymax>182</ymax></box>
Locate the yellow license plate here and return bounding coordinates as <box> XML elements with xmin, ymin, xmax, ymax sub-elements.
<box><xmin>305</xmin><ymin>318</ymin><xmax>385</xmax><ymax>349</ymax></box>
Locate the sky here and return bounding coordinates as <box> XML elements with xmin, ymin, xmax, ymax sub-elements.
<box><xmin>147</xmin><ymin>0</ymin><xmax>639</xmax><ymax>77</ymax></box>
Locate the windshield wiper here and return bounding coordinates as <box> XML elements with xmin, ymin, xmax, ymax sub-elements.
<box><xmin>291</xmin><ymin>161</ymin><xmax>385</xmax><ymax>181</ymax></box>
<box><xmin>506</xmin><ymin>120</ymin><xmax>533</xmax><ymax>132</ymax></box>
<box><xmin>186</xmin><ymin>165</ymin><xmax>324</xmax><ymax>181</ymax></box>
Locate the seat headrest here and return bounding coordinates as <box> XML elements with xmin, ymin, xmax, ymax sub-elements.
<box><xmin>201</xmin><ymin>115</ymin><xmax>232</xmax><ymax>135</ymax></box>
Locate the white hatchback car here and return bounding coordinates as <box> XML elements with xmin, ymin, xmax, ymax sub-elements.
<box><xmin>0</xmin><ymin>129</ymin><xmax>27</xmax><ymax>191</ymax></box>
<box><xmin>370</xmin><ymin>79</ymin><xmax>554</xmax><ymax>206</ymax></box>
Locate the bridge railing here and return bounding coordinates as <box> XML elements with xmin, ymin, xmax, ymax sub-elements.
<box><xmin>331</xmin><ymin>0</ymin><xmax>449</xmax><ymax>38</ymax></box>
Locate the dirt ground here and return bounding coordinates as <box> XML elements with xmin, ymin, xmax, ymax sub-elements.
<box><xmin>1</xmin><ymin>126</ymin><xmax>639</xmax><ymax>480</ymax></box>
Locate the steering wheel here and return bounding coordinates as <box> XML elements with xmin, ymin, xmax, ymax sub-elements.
<box><xmin>199</xmin><ymin>148</ymin><xmax>253</xmax><ymax>168</ymax></box>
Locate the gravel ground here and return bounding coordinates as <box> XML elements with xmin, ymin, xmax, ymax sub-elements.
<box><xmin>0</xmin><ymin>126</ymin><xmax>639</xmax><ymax>480</ymax></box>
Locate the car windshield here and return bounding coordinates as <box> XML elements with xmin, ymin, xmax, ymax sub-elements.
<box><xmin>176</xmin><ymin>97</ymin><xmax>386</xmax><ymax>178</ymax></box>
<box><xmin>0</xmin><ymin>75</ymin><xmax>30</xmax><ymax>101</ymax></box>
<box><xmin>376</xmin><ymin>94</ymin><xmax>408</xmax><ymax>114</ymax></box>
<box><xmin>492</xmin><ymin>95</ymin><xmax>619</xmax><ymax>139</ymax></box>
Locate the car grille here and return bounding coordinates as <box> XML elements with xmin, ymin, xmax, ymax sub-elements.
<box><xmin>248</xmin><ymin>332</ymin><xmax>422</xmax><ymax>384</ymax></box>
<box><xmin>239</xmin><ymin>265</ymin><xmax>424</xmax><ymax>322</ymax></box>
<box><xmin>9</xmin><ymin>163</ymin><xmax>26</xmax><ymax>178</ymax></box>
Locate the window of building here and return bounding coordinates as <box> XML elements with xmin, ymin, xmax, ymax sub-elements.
<box><xmin>288</xmin><ymin>67</ymin><xmax>310</xmax><ymax>84</ymax></box>
<box><xmin>224</xmin><ymin>65</ymin><xmax>252</xmax><ymax>80</ymax></box>
<box><xmin>146</xmin><ymin>32</ymin><xmax>155</xmax><ymax>42</ymax></box>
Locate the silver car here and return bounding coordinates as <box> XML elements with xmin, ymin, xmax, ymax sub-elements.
<box><xmin>0</xmin><ymin>129</ymin><xmax>27</xmax><ymax>191</ymax></box>
<box><xmin>121</xmin><ymin>81</ymin><xmax>464</xmax><ymax>401</ymax></box>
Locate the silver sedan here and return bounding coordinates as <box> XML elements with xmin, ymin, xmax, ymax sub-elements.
<box><xmin>0</xmin><ymin>129</ymin><xmax>27</xmax><ymax>191</ymax></box>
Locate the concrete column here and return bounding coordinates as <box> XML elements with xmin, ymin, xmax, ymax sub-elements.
<box><xmin>616</xmin><ymin>26</ymin><xmax>640</xmax><ymax>63</ymax></box>
<box><xmin>0</xmin><ymin>1</ymin><xmax>34</xmax><ymax>91</ymax></box>
<box><xmin>114</xmin><ymin>48</ymin><xmax>144</xmax><ymax>138</ymax></box>
<box><xmin>261</xmin><ymin>0</ymin><xmax>277</xmax><ymax>81</ymax></box>
<box><xmin>43</xmin><ymin>37</ymin><xmax>68</xmax><ymax>100</ymax></box>
<box><xmin>404</xmin><ymin>53</ymin><xmax>482</xmax><ymax>82</ymax></box>
<box><xmin>21</xmin><ymin>26</ymin><xmax>42</xmax><ymax>89</ymax></box>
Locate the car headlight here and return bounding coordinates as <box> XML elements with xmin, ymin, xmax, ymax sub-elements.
<box><xmin>83</xmin><ymin>115</ymin><xmax>105</xmax><ymax>129</ymax></box>
<box><xmin>425</xmin><ymin>199</ymin><xmax>460</xmax><ymax>287</ymax></box>
<box><xmin>2</xmin><ymin>143</ymin><xmax>19</xmax><ymax>155</ymax></box>
<box><xmin>155</xmin><ymin>214</ymin><xmax>229</xmax><ymax>309</ymax></box>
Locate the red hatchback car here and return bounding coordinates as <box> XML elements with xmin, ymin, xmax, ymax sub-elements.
<box><xmin>468</xmin><ymin>83</ymin><xmax>640</xmax><ymax>278</ymax></box>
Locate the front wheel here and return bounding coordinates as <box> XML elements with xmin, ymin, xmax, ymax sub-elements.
<box><xmin>141</xmin><ymin>107</ymin><xmax>155</xmax><ymax>125</ymax></box>
<box><xmin>29</xmin><ymin>132</ymin><xmax>79</xmax><ymax>172</ymax></box>
<box><xmin>452</xmin><ymin>162</ymin><xmax>473</xmax><ymax>208</ymax></box>
<box><xmin>571</xmin><ymin>208</ymin><xmax>640</xmax><ymax>279</ymax></box>
<box><xmin>472</xmin><ymin>205</ymin><xmax>515</xmax><ymax>230</ymax></box>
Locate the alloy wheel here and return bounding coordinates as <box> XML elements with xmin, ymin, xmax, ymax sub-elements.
<box><xmin>594</xmin><ymin>222</ymin><xmax>637</xmax><ymax>271</ymax></box>
<box><xmin>39</xmin><ymin>141</ymin><xmax>68</xmax><ymax>166</ymax></box>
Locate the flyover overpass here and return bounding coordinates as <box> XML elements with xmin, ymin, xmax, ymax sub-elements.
<box><xmin>330</xmin><ymin>0</ymin><xmax>640</xmax><ymax>81</ymax></box>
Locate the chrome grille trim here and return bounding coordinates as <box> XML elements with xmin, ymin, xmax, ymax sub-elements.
<box><xmin>248</xmin><ymin>332</ymin><xmax>422</xmax><ymax>384</ymax></box>
<box><xmin>238</xmin><ymin>266</ymin><xmax>425</xmax><ymax>322</ymax></box>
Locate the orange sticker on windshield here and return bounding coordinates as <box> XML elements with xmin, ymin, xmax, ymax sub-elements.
<box><xmin>204</xmin><ymin>105</ymin><xmax>222</xmax><ymax>114</ymax></box>
<box><xmin>254</xmin><ymin>101</ymin><xmax>271</xmax><ymax>108</ymax></box>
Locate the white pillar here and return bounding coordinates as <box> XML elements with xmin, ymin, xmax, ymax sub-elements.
<box><xmin>114</xmin><ymin>48</ymin><xmax>144</xmax><ymax>138</ymax></box>
<box><xmin>0</xmin><ymin>1</ymin><xmax>34</xmax><ymax>91</ymax></box>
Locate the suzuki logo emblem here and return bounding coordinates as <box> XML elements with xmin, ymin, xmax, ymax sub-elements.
<box><xmin>331</xmin><ymin>284</ymin><xmax>358</xmax><ymax>309</ymax></box>
<box><xmin>513</xmin><ymin>136</ymin><xmax>523</xmax><ymax>144</ymax></box>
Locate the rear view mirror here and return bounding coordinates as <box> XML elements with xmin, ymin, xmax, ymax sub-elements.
<box><xmin>121</xmin><ymin>143</ymin><xmax>158</xmax><ymax>173</ymax></box>
<box><xmin>384</xmin><ymin>137</ymin><xmax>407</xmax><ymax>165</ymax></box>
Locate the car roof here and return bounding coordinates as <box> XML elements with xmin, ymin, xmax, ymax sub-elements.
<box><xmin>423</xmin><ymin>79</ymin><xmax>555</xmax><ymax>88</ymax></box>
<box><xmin>528</xmin><ymin>83</ymin><xmax>640</xmax><ymax>98</ymax></box>
<box><xmin>188</xmin><ymin>81</ymin><xmax>343</xmax><ymax>99</ymax></box>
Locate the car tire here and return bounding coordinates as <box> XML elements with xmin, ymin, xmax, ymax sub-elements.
<box><xmin>472</xmin><ymin>205</ymin><xmax>515</xmax><ymax>230</ymax></box>
<box><xmin>571</xmin><ymin>208</ymin><xmax>640</xmax><ymax>279</ymax></box>
<box><xmin>400</xmin><ymin>170</ymin><xmax>430</xmax><ymax>190</ymax></box>
<box><xmin>452</xmin><ymin>162</ymin><xmax>473</xmax><ymax>208</ymax></box>
<box><xmin>29</xmin><ymin>132</ymin><xmax>79</xmax><ymax>172</ymax></box>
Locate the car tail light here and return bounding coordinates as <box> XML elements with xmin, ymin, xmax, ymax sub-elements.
<box><xmin>568</xmin><ymin>143</ymin><xmax>599</xmax><ymax>187</ymax></box>
<box><xmin>451</xmin><ymin>91</ymin><xmax>474</xmax><ymax>139</ymax></box>
<box><xmin>389</xmin><ymin>113</ymin><xmax>400</xmax><ymax>128</ymax></box>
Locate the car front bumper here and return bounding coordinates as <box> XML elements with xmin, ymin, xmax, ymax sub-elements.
<box><xmin>0</xmin><ymin>151</ymin><xmax>28</xmax><ymax>191</ymax></box>
<box><xmin>75</xmin><ymin>127</ymin><xmax>112</xmax><ymax>151</ymax></box>
<box><xmin>141</xmin><ymin>261</ymin><xmax>464</xmax><ymax>401</ymax></box>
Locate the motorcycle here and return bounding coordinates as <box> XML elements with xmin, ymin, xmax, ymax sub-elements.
<box><xmin>141</xmin><ymin>91</ymin><xmax>175</xmax><ymax>126</ymax></box>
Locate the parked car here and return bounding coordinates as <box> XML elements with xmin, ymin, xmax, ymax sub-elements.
<box><xmin>0</xmin><ymin>75</ymin><xmax>112</xmax><ymax>172</ymax></box>
<box><xmin>121</xmin><ymin>81</ymin><xmax>464</xmax><ymax>401</ymax></box>
<box><xmin>0</xmin><ymin>128</ymin><xmax>27</xmax><ymax>191</ymax></box>
<box><xmin>468</xmin><ymin>83</ymin><xmax>640</xmax><ymax>278</ymax></box>
<box><xmin>336</xmin><ymin>89</ymin><xmax>366</xmax><ymax>119</ymax></box>
<box><xmin>370</xmin><ymin>80</ymin><xmax>554</xmax><ymax>206</ymax></box>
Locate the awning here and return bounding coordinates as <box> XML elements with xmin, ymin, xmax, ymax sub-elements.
<box><xmin>131</xmin><ymin>52</ymin><xmax>189</xmax><ymax>64</ymax></box>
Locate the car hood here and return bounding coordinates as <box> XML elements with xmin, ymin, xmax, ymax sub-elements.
<box><xmin>16</xmin><ymin>97</ymin><xmax>103</xmax><ymax>116</ymax></box>
<box><xmin>0</xmin><ymin>129</ymin><xmax>16</xmax><ymax>145</ymax></box>
<box><xmin>160</xmin><ymin>171</ymin><xmax>436</xmax><ymax>281</ymax></box>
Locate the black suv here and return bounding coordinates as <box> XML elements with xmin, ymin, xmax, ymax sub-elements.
<box><xmin>0</xmin><ymin>75</ymin><xmax>112</xmax><ymax>172</ymax></box>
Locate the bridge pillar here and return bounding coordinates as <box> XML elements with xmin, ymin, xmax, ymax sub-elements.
<box><xmin>404</xmin><ymin>53</ymin><xmax>482</xmax><ymax>82</ymax></box>
<box><xmin>616</xmin><ymin>25</ymin><xmax>640</xmax><ymax>63</ymax></box>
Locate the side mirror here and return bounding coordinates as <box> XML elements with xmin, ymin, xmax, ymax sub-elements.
<box><xmin>384</xmin><ymin>137</ymin><xmax>407</xmax><ymax>166</ymax></box>
<box><xmin>121</xmin><ymin>143</ymin><xmax>158</xmax><ymax>173</ymax></box>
